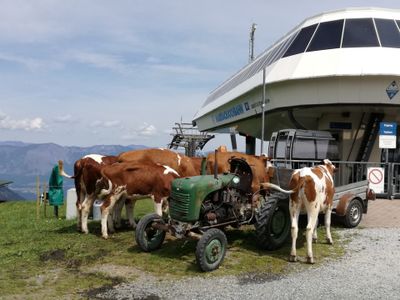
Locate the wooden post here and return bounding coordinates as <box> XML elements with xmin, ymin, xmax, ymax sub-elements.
<box><xmin>36</xmin><ymin>176</ymin><xmax>40</xmax><ymax>220</ymax></box>
<box><xmin>43</xmin><ymin>183</ymin><xmax>47</xmax><ymax>218</ymax></box>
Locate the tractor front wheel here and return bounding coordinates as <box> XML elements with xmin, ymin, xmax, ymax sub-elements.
<box><xmin>135</xmin><ymin>213</ymin><xmax>166</xmax><ymax>252</ymax></box>
<box><xmin>195</xmin><ymin>228</ymin><xmax>227</xmax><ymax>272</ymax></box>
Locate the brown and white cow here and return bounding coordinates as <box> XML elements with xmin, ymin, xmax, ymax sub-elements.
<box><xmin>97</xmin><ymin>162</ymin><xmax>180</xmax><ymax>239</ymax></box>
<box><xmin>206</xmin><ymin>151</ymin><xmax>272</xmax><ymax>193</ymax></box>
<box><xmin>263</xmin><ymin>159</ymin><xmax>336</xmax><ymax>264</ymax></box>
<box><xmin>118</xmin><ymin>148</ymin><xmax>201</xmax><ymax>177</ymax></box>
<box><xmin>58</xmin><ymin>154</ymin><xmax>118</xmax><ymax>233</ymax></box>
<box><xmin>114</xmin><ymin>148</ymin><xmax>202</xmax><ymax>224</ymax></box>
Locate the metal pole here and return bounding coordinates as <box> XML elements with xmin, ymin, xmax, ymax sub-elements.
<box><xmin>36</xmin><ymin>176</ymin><xmax>40</xmax><ymax>220</ymax></box>
<box><xmin>260</xmin><ymin>67</ymin><xmax>266</xmax><ymax>154</ymax></box>
<box><xmin>249</xmin><ymin>23</ymin><xmax>257</xmax><ymax>63</ymax></box>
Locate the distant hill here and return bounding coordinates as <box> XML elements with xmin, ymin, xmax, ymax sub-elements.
<box><xmin>0</xmin><ymin>185</ymin><xmax>25</xmax><ymax>202</ymax></box>
<box><xmin>0</xmin><ymin>142</ymin><xmax>148</xmax><ymax>200</ymax></box>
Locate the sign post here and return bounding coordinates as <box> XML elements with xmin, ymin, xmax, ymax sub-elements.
<box><xmin>378</xmin><ymin>122</ymin><xmax>397</xmax><ymax>198</ymax></box>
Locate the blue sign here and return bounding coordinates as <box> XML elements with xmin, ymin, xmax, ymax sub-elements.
<box><xmin>379</xmin><ymin>122</ymin><xmax>397</xmax><ymax>135</ymax></box>
<box><xmin>214</xmin><ymin>104</ymin><xmax>244</xmax><ymax>123</ymax></box>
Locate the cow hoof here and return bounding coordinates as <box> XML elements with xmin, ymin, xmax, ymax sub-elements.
<box><xmin>326</xmin><ymin>238</ymin><xmax>333</xmax><ymax>245</ymax></box>
<box><xmin>289</xmin><ymin>255</ymin><xmax>297</xmax><ymax>262</ymax></box>
<box><xmin>82</xmin><ymin>230</ymin><xmax>89</xmax><ymax>234</ymax></box>
<box><xmin>102</xmin><ymin>235</ymin><xmax>109</xmax><ymax>240</ymax></box>
<box><xmin>307</xmin><ymin>256</ymin><xmax>315</xmax><ymax>264</ymax></box>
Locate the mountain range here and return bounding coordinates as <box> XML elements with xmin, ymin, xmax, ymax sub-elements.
<box><xmin>0</xmin><ymin>141</ymin><xmax>147</xmax><ymax>200</ymax></box>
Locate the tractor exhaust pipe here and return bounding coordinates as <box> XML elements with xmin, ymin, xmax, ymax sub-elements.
<box><xmin>214</xmin><ymin>149</ymin><xmax>218</xmax><ymax>179</ymax></box>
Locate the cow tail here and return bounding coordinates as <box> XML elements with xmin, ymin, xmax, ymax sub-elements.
<box><xmin>58</xmin><ymin>160</ymin><xmax>74</xmax><ymax>178</ymax></box>
<box><xmin>262</xmin><ymin>182</ymin><xmax>295</xmax><ymax>194</ymax></box>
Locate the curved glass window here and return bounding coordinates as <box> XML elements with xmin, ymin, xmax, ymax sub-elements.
<box><xmin>307</xmin><ymin>20</ymin><xmax>343</xmax><ymax>52</ymax></box>
<box><xmin>342</xmin><ymin>18</ymin><xmax>379</xmax><ymax>47</ymax></box>
<box><xmin>375</xmin><ymin>19</ymin><xmax>400</xmax><ymax>48</ymax></box>
<box><xmin>283</xmin><ymin>24</ymin><xmax>317</xmax><ymax>57</ymax></box>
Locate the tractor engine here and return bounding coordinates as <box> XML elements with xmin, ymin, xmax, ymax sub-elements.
<box><xmin>200</xmin><ymin>187</ymin><xmax>252</xmax><ymax>226</ymax></box>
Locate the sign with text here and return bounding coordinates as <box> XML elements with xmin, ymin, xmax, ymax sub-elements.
<box><xmin>379</xmin><ymin>122</ymin><xmax>397</xmax><ymax>149</ymax></box>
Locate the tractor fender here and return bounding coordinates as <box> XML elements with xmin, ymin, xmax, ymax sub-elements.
<box><xmin>335</xmin><ymin>193</ymin><xmax>357</xmax><ymax>217</ymax></box>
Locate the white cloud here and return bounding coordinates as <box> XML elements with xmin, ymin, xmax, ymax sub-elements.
<box><xmin>150</xmin><ymin>63</ymin><xmax>209</xmax><ymax>75</ymax></box>
<box><xmin>53</xmin><ymin>114</ymin><xmax>76</xmax><ymax>123</ymax></box>
<box><xmin>0</xmin><ymin>52</ymin><xmax>62</xmax><ymax>71</ymax></box>
<box><xmin>121</xmin><ymin>122</ymin><xmax>158</xmax><ymax>140</ymax></box>
<box><xmin>90</xmin><ymin>120</ymin><xmax>122</xmax><ymax>128</ymax></box>
<box><xmin>139</xmin><ymin>123</ymin><xmax>156</xmax><ymax>136</ymax></box>
<box><xmin>0</xmin><ymin>111</ymin><xmax>44</xmax><ymax>131</ymax></box>
<box><xmin>68</xmin><ymin>51</ymin><xmax>130</xmax><ymax>73</ymax></box>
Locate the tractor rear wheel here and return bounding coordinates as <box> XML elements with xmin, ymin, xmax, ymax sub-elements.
<box><xmin>135</xmin><ymin>213</ymin><xmax>166</xmax><ymax>252</ymax></box>
<box><xmin>195</xmin><ymin>228</ymin><xmax>227</xmax><ymax>272</ymax></box>
<box><xmin>255</xmin><ymin>192</ymin><xmax>291</xmax><ymax>250</ymax></box>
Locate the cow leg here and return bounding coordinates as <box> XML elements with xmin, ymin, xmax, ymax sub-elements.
<box><xmin>101</xmin><ymin>203</ymin><xmax>110</xmax><ymax>239</ymax></box>
<box><xmin>101</xmin><ymin>195</ymin><xmax>116</xmax><ymax>239</ymax></box>
<box><xmin>126</xmin><ymin>199</ymin><xmax>136</xmax><ymax>228</ymax></box>
<box><xmin>325</xmin><ymin>206</ymin><xmax>333</xmax><ymax>245</ymax></box>
<box><xmin>107</xmin><ymin>198</ymin><xmax>121</xmax><ymax>234</ymax></box>
<box><xmin>112</xmin><ymin>197</ymin><xmax>125</xmax><ymax>229</ymax></box>
<box><xmin>107</xmin><ymin>209</ymin><xmax>115</xmax><ymax>234</ymax></box>
<box><xmin>76</xmin><ymin>190</ymin><xmax>86</xmax><ymax>232</ymax></box>
<box><xmin>76</xmin><ymin>201</ymin><xmax>82</xmax><ymax>232</ymax></box>
<box><xmin>313</xmin><ymin>217</ymin><xmax>319</xmax><ymax>243</ymax></box>
<box><xmin>161</xmin><ymin>197</ymin><xmax>169</xmax><ymax>215</ymax></box>
<box><xmin>81</xmin><ymin>194</ymin><xmax>95</xmax><ymax>234</ymax></box>
<box><xmin>305</xmin><ymin>204</ymin><xmax>320</xmax><ymax>264</ymax></box>
<box><xmin>153</xmin><ymin>196</ymin><xmax>162</xmax><ymax>216</ymax></box>
<box><xmin>289</xmin><ymin>200</ymin><xmax>300</xmax><ymax>262</ymax></box>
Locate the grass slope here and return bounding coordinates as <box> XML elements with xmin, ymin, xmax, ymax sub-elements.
<box><xmin>0</xmin><ymin>201</ymin><xmax>346</xmax><ymax>299</ymax></box>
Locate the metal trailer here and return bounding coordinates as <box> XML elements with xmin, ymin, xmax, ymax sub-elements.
<box><xmin>269</xmin><ymin>167</ymin><xmax>375</xmax><ymax>229</ymax></box>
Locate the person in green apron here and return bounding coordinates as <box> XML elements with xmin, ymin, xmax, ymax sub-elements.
<box><xmin>48</xmin><ymin>164</ymin><xmax>64</xmax><ymax>218</ymax></box>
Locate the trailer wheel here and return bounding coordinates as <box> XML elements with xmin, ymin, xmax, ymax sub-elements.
<box><xmin>195</xmin><ymin>228</ymin><xmax>227</xmax><ymax>272</ymax></box>
<box><xmin>343</xmin><ymin>199</ymin><xmax>363</xmax><ymax>228</ymax></box>
<box><xmin>135</xmin><ymin>213</ymin><xmax>166</xmax><ymax>252</ymax></box>
<box><xmin>255</xmin><ymin>193</ymin><xmax>291</xmax><ymax>250</ymax></box>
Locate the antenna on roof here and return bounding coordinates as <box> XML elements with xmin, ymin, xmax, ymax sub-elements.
<box><xmin>249</xmin><ymin>23</ymin><xmax>257</xmax><ymax>63</ymax></box>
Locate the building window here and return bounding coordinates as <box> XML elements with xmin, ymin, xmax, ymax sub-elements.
<box><xmin>375</xmin><ymin>18</ymin><xmax>400</xmax><ymax>48</ymax></box>
<box><xmin>342</xmin><ymin>18</ymin><xmax>379</xmax><ymax>47</ymax></box>
<box><xmin>307</xmin><ymin>20</ymin><xmax>344</xmax><ymax>52</ymax></box>
<box><xmin>292</xmin><ymin>138</ymin><xmax>316</xmax><ymax>159</ymax></box>
<box><xmin>283</xmin><ymin>25</ymin><xmax>317</xmax><ymax>57</ymax></box>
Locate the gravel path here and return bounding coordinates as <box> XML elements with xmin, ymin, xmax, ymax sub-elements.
<box><xmin>95</xmin><ymin>228</ymin><xmax>400</xmax><ymax>300</ymax></box>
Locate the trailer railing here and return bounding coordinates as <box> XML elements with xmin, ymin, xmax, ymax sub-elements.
<box><xmin>271</xmin><ymin>159</ymin><xmax>399</xmax><ymax>199</ymax></box>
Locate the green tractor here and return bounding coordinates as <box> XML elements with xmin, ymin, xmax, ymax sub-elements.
<box><xmin>135</xmin><ymin>156</ymin><xmax>291</xmax><ymax>272</ymax></box>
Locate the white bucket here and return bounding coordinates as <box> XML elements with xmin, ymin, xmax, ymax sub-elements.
<box><xmin>66</xmin><ymin>188</ymin><xmax>77</xmax><ymax>220</ymax></box>
<box><xmin>93</xmin><ymin>199</ymin><xmax>103</xmax><ymax>221</ymax></box>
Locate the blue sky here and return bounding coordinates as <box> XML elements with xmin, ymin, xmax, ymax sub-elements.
<box><xmin>0</xmin><ymin>0</ymin><xmax>399</xmax><ymax>150</ymax></box>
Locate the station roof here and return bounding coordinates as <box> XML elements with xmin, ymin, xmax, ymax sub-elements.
<box><xmin>194</xmin><ymin>7</ymin><xmax>400</xmax><ymax>123</ymax></box>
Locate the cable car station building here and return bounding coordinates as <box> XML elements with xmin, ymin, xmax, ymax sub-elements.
<box><xmin>194</xmin><ymin>7</ymin><xmax>400</xmax><ymax>164</ymax></box>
